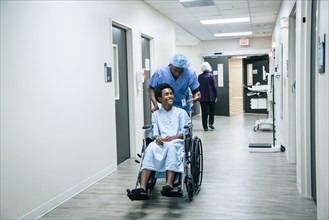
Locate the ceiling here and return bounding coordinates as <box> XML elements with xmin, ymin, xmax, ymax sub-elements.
<box><xmin>143</xmin><ymin>0</ymin><xmax>282</xmax><ymax>45</ymax></box>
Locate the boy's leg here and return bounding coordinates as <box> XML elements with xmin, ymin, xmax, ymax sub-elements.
<box><xmin>140</xmin><ymin>169</ymin><xmax>153</xmax><ymax>190</ymax></box>
<box><xmin>165</xmin><ymin>170</ymin><xmax>175</xmax><ymax>188</ymax></box>
<box><xmin>161</xmin><ymin>170</ymin><xmax>183</xmax><ymax>197</ymax></box>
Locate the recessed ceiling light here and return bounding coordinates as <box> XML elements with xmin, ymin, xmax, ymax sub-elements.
<box><xmin>179</xmin><ymin>0</ymin><xmax>215</xmax><ymax>8</ymax></box>
<box><xmin>201</xmin><ymin>17</ymin><xmax>250</xmax><ymax>25</ymax></box>
<box><xmin>214</xmin><ymin>32</ymin><xmax>252</xmax><ymax>37</ymax></box>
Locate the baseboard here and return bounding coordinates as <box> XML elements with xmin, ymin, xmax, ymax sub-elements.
<box><xmin>18</xmin><ymin>163</ymin><xmax>117</xmax><ymax>220</ymax></box>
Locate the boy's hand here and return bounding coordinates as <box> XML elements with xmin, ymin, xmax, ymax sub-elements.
<box><xmin>155</xmin><ymin>136</ymin><xmax>163</xmax><ymax>145</ymax></box>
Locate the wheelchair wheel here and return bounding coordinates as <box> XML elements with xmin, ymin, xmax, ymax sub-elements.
<box><xmin>191</xmin><ymin>137</ymin><xmax>203</xmax><ymax>193</ymax></box>
<box><xmin>185</xmin><ymin>175</ymin><xmax>194</xmax><ymax>201</ymax></box>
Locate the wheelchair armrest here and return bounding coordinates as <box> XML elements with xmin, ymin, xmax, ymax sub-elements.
<box><xmin>184</xmin><ymin>123</ymin><xmax>192</xmax><ymax>129</ymax></box>
<box><xmin>142</xmin><ymin>124</ymin><xmax>153</xmax><ymax>130</ymax></box>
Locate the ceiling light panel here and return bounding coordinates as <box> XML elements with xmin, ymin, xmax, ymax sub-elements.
<box><xmin>214</xmin><ymin>31</ymin><xmax>252</xmax><ymax>37</ymax></box>
<box><xmin>179</xmin><ymin>0</ymin><xmax>215</xmax><ymax>8</ymax></box>
<box><xmin>201</xmin><ymin>17</ymin><xmax>250</xmax><ymax>25</ymax></box>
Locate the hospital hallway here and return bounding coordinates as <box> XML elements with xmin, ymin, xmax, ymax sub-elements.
<box><xmin>40</xmin><ymin>114</ymin><xmax>317</xmax><ymax>220</ymax></box>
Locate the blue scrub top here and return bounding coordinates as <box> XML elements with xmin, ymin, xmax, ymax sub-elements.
<box><xmin>148</xmin><ymin>66</ymin><xmax>200</xmax><ymax>112</ymax></box>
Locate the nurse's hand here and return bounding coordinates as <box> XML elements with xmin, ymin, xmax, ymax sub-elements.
<box><xmin>151</xmin><ymin>105</ymin><xmax>159</xmax><ymax>113</ymax></box>
<box><xmin>190</xmin><ymin>92</ymin><xmax>201</xmax><ymax>103</ymax></box>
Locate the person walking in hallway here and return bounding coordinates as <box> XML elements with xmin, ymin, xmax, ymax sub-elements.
<box><xmin>198</xmin><ymin>62</ymin><xmax>217</xmax><ymax>131</ymax></box>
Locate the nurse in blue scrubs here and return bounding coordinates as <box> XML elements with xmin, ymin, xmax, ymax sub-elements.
<box><xmin>148</xmin><ymin>53</ymin><xmax>201</xmax><ymax>114</ymax></box>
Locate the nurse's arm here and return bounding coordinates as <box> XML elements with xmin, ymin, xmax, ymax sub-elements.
<box><xmin>148</xmin><ymin>85</ymin><xmax>159</xmax><ymax>112</ymax></box>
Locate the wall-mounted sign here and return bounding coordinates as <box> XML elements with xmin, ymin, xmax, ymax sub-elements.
<box><xmin>318</xmin><ymin>38</ymin><xmax>326</xmax><ymax>73</ymax></box>
<box><xmin>240</xmin><ymin>37</ymin><xmax>249</xmax><ymax>46</ymax></box>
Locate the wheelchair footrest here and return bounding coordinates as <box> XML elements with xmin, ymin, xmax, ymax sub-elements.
<box><xmin>127</xmin><ymin>189</ymin><xmax>149</xmax><ymax>201</ymax></box>
<box><xmin>161</xmin><ymin>187</ymin><xmax>183</xmax><ymax>198</ymax></box>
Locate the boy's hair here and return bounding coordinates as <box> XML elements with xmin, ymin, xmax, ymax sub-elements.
<box><xmin>155</xmin><ymin>83</ymin><xmax>174</xmax><ymax>103</ymax></box>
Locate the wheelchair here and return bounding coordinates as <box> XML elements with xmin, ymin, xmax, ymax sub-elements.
<box><xmin>127</xmin><ymin>122</ymin><xmax>203</xmax><ymax>201</ymax></box>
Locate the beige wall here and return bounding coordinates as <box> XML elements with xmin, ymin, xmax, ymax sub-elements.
<box><xmin>229</xmin><ymin>59</ymin><xmax>243</xmax><ymax>98</ymax></box>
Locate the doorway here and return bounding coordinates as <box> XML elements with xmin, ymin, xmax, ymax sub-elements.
<box><xmin>243</xmin><ymin>55</ymin><xmax>270</xmax><ymax>114</ymax></box>
<box><xmin>229</xmin><ymin>58</ymin><xmax>243</xmax><ymax>115</ymax></box>
<box><xmin>112</xmin><ymin>25</ymin><xmax>130</xmax><ymax>164</ymax></box>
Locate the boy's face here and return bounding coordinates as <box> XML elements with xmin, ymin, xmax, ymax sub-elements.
<box><xmin>159</xmin><ymin>88</ymin><xmax>174</xmax><ymax>106</ymax></box>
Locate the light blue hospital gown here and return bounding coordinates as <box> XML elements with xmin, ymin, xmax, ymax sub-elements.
<box><xmin>148</xmin><ymin>66</ymin><xmax>200</xmax><ymax>113</ymax></box>
<box><xmin>141</xmin><ymin>107</ymin><xmax>190</xmax><ymax>174</ymax></box>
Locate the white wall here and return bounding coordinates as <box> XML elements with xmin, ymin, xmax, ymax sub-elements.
<box><xmin>0</xmin><ymin>1</ymin><xmax>176</xmax><ymax>219</ymax></box>
<box><xmin>271</xmin><ymin>0</ymin><xmax>295</xmax><ymax>164</ymax></box>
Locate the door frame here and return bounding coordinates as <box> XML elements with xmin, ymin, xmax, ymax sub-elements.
<box><xmin>141</xmin><ymin>33</ymin><xmax>154</xmax><ymax>126</ymax></box>
<box><xmin>111</xmin><ymin>19</ymin><xmax>135</xmax><ymax>159</ymax></box>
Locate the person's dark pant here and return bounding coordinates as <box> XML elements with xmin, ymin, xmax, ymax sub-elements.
<box><xmin>200</xmin><ymin>102</ymin><xmax>215</xmax><ymax>130</ymax></box>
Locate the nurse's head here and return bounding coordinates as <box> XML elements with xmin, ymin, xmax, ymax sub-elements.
<box><xmin>169</xmin><ymin>53</ymin><xmax>190</xmax><ymax>78</ymax></box>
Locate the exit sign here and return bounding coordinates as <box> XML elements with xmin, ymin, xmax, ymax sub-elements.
<box><xmin>240</xmin><ymin>37</ymin><xmax>249</xmax><ymax>46</ymax></box>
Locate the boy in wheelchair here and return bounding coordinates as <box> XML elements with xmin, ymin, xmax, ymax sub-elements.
<box><xmin>127</xmin><ymin>83</ymin><xmax>190</xmax><ymax>200</ymax></box>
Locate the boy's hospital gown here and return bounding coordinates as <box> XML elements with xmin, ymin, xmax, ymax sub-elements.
<box><xmin>141</xmin><ymin>107</ymin><xmax>190</xmax><ymax>174</ymax></box>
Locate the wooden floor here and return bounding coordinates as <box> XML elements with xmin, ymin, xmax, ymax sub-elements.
<box><xmin>40</xmin><ymin>114</ymin><xmax>317</xmax><ymax>220</ymax></box>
